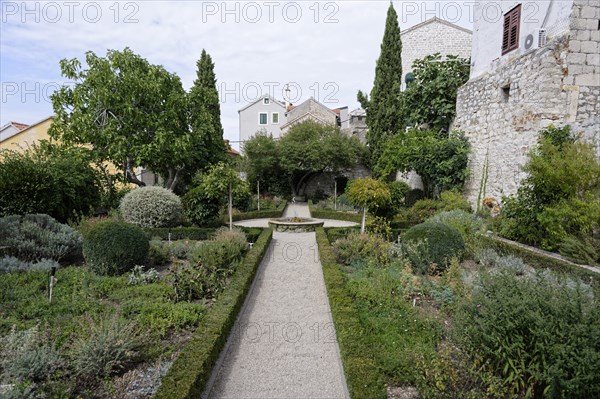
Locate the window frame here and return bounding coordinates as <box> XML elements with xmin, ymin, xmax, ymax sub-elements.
<box><xmin>263</xmin><ymin>98</ymin><xmax>270</xmax><ymax>105</ymax></box>
<box><xmin>272</xmin><ymin>112</ymin><xmax>279</xmax><ymax>124</ymax></box>
<box><xmin>258</xmin><ymin>112</ymin><xmax>268</xmax><ymax>125</ymax></box>
<box><xmin>502</xmin><ymin>4</ymin><xmax>522</xmax><ymax>55</ymax></box>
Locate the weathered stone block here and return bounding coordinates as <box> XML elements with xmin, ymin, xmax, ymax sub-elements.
<box><xmin>567</xmin><ymin>52</ymin><xmax>587</xmax><ymax>64</ymax></box>
<box><xmin>581</xmin><ymin>6</ymin><xmax>597</xmax><ymax>18</ymax></box>
<box><xmin>591</xmin><ymin>31</ymin><xmax>600</xmax><ymax>41</ymax></box>
<box><xmin>577</xmin><ymin>30</ymin><xmax>591</xmax><ymax>41</ymax></box>
<box><xmin>569</xmin><ymin>39</ymin><xmax>582</xmax><ymax>52</ymax></box>
<box><xmin>581</xmin><ymin>41</ymin><xmax>599</xmax><ymax>54</ymax></box>
<box><xmin>576</xmin><ymin>73</ymin><xmax>600</xmax><ymax>86</ymax></box>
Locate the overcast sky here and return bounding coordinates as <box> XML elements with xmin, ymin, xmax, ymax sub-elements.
<box><xmin>1</xmin><ymin>0</ymin><xmax>476</xmax><ymax>150</ymax></box>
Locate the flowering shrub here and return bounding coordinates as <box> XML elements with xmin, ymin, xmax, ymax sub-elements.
<box><xmin>120</xmin><ymin>186</ymin><xmax>183</xmax><ymax>228</ymax></box>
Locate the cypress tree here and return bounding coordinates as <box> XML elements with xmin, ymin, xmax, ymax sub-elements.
<box><xmin>189</xmin><ymin>49</ymin><xmax>226</xmax><ymax>167</ymax></box>
<box><xmin>358</xmin><ymin>2</ymin><xmax>403</xmax><ymax>167</ymax></box>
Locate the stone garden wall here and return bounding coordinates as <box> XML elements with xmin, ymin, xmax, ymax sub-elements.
<box><xmin>454</xmin><ymin>0</ymin><xmax>599</xmax><ymax>208</ymax></box>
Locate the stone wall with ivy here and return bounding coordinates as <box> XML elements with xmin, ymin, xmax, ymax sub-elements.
<box><xmin>454</xmin><ymin>0</ymin><xmax>599</xmax><ymax>209</ymax></box>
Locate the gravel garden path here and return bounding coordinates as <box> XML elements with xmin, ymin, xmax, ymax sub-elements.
<box><xmin>203</xmin><ymin>203</ymin><xmax>350</xmax><ymax>399</ymax></box>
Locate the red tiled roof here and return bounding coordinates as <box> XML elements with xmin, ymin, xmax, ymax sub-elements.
<box><xmin>227</xmin><ymin>148</ymin><xmax>240</xmax><ymax>156</ymax></box>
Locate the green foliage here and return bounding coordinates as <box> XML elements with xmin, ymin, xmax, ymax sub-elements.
<box><xmin>308</xmin><ymin>200</ymin><xmax>362</xmax><ymax>223</ymax></box>
<box><xmin>405</xmin><ymin>188</ymin><xmax>425</xmax><ymax>207</ymax></box>
<box><xmin>148</xmin><ymin>239</ymin><xmax>171</xmax><ymax>266</ymax></box>
<box><xmin>83</xmin><ymin>220</ymin><xmax>149</xmax><ymax>276</ymax></box>
<box><xmin>0</xmin><ymin>214</ymin><xmax>82</xmax><ymax>263</ymax></box>
<box><xmin>242</xmin><ymin>132</ymin><xmax>288</xmax><ymax>196</ymax></box>
<box><xmin>376</xmin><ymin>129</ymin><xmax>470</xmax><ymax>197</ymax></box>
<box><xmin>154</xmin><ymin>229</ymin><xmax>272</xmax><ymax>399</ymax></box>
<box><xmin>358</xmin><ymin>3</ymin><xmax>403</xmax><ymax>163</ymax></box>
<box><xmin>120</xmin><ymin>186</ymin><xmax>183</xmax><ymax>228</ymax></box>
<box><xmin>499</xmin><ymin>125</ymin><xmax>600</xmax><ymax>252</ymax></box>
<box><xmin>144</xmin><ymin>227</ymin><xmax>217</xmax><ymax>241</ymax></box>
<box><xmin>427</xmin><ymin>210</ymin><xmax>483</xmax><ymax>241</ymax></box>
<box><xmin>402</xmin><ymin>222</ymin><xmax>465</xmax><ymax>272</ymax></box>
<box><xmin>346</xmin><ymin>177</ymin><xmax>391</xmax><ymax>210</ymax></box>
<box><xmin>559</xmin><ymin>235</ymin><xmax>598</xmax><ymax>265</ymax></box>
<box><xmin>172</xmin><ymin>228</ymin><xmax>248</xmax><ymax>301</ymax></box>
<box><xmin>278</xmin><ymin>121</ymin><xmax>364</xmax><ymax>196</ymax></box>
<box><xmin>50</xmin><ymin>48</ymin><xmax>220</xmax><ymax>191</ymax></box>
<box><xmin>0</xmin><ymin>256</ymin><xmax>60</xmax><ymax>274</ymax></box>
<box><xmin>0</xmin><ymin>143</ymin><xmax>102</xmax><ymax>222</ymax></box>
<box><xmin>332</xmin><ymin>233</ymin><xmax>391</xmax><ymax>268</ymax></box>
<box><xmin>454</xmin><ymin>270</ymin><xmax>600</xmax><ymax>398</ymax></box>
<box><xmin>167</xmin><ymin>240</ymin><xmax>203</xmax><ymax>260</ymax></box>
<box><xmin>182</xmin><ymin>185</ymin><xmax>221</xmax><ymax>226</ymax></box>
<box><xmin>71</xmin><ymin>314</ymin><xmax>143</xmax><ymax>382</ymax></box>
<box><xmin>390</xmin><ymin>240</ymin><xmax>432</xmax><ymax>275</ymax></box>
<box><xmin>0</xmin><ymin>325</ymin><xmax>63</xmax><ymax>384</ymax></box>
<box><xmin>387</xmin><ymin>180</ymin><xmax>410</xmax><ymax>212</ymax></box>
<box><xmin>229</xmin><ymin>200</ymin><xmax>287</xmax><ymax>222</ymax></box>
<box><xmin>401</xmin><ymin>53</ymin><xmax>470</xmax><ymax>131</ymax></box>
<box><xmin>187</xmin><ymin>49</ymin><xmax>227</xmax><ymax>172</ymax></box>
<box><xmin>315</xmin><ymin>228</ymin><xmax>388</xmax><ymax>398</ymax></box>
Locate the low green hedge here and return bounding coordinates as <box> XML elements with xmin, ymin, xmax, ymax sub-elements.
<box><xmin>227</xmin><ymin>200</ymin><xmax>287</xmax><ymax>222</ymax></box>
<box><xmin>153</xmin><ymin>228</ymin><xmax>273</xmax><ymax>399</ymax></box>
<box><xmin>309</xmin><ymin>200</ymin><xmax>362</xmax><ymax>223</ymax></box>
<box><xmin>315</xmin><ymin>228</ymin><xmax>386</xmax><ymax>399</ymax></box>
<box><xmin>144</xmin><ymin>227</ymin><xmax>262</xmax><ymax>243</ymax></box>
<box><xmin>480</xmin><ymin>234</ymin><xmax>599</xmax><ymax>284</ymax></box>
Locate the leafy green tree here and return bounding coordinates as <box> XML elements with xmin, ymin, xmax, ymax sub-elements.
<box><xmin>376</xmin><ymin>129</ymin><xmax>470</xmax><ymax>198</ymax></box>
<box><xmin>188</xmin><ymin>49</ymin><xmax>227</xmax><ymax>168</ymax></box>
<box><xmin>401</xmin><ymin>53</ymin><xmax>470</xmax><ymax>132</ymax></box>
<box><xmin>197</xmin><ymin>162</ymin><xmax>248</xmax><ymax>230</ymax></box>
<box><xmin>278</xmin><ymin>121</ymin><xmax>365</xmax><ymax>197</ymax></box>
<box><xmin>50</xmin><ymin>48</ymin><xmax>217</xmax><ymax>191</ymax></box>
<box><xmin>357</xmin><ymin>2</ymin><xmax>403</xmax><ymax>164</ymax></box>
<box><xmin>0</xmin><ymin>142</ymin><xmax>102</xmax><ymax>222</ymax></box>
<box><xmin>243</xmin><ymin>132</ymin><xmax>288</xmax><ymax>199</ymax></box>
<box><xmin>346</xmin><ymin>177</ymin><xmax>391</xmax><ymax>233</ymax></box>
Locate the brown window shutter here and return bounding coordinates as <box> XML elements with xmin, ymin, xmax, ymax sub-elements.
<box><xmin>502</xmin><ymin>4</ymin><xmax>521</xmax><ymax>55</ymax></box>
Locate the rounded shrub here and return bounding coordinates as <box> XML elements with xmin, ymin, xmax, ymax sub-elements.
<box><xmin>402</xmin><ymin>221</ymin><xmax>464</xmax><ymax>270</ymax></box>
<box><xmin>181</xmin><ymin>186</ymin><xmax>221</xmax><ymax>226</ymax></box>
<box><xmin>83</xmin><ymin>220</ymin><xmax>149</xmax><ymax>276</ymax></box>
<box><xmin>120</xmin><ymin>186</ymin><xmax>182</xmax><ymax>228</ymax></box>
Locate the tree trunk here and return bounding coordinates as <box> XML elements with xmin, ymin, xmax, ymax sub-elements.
<box><xmin>295</xmin><ymin>171</ymin><xmax>316</xmax><ymax>197</ymax></box>
<box><xmin>361</xmin><ymin>206</ymin><xmax>367</xmax><ymax>234</ymax></box>
<box><xmin>165</xmin><ymin>168</ymin><xmax>181</xmax><ymax>191</ymax></box>
<box><xmin>229</xmin><ymin>182</ymin><xmax>233</xmax><ymax>230</ymax></box>
<box><xmin>125</xmin><ymin>158</ymin><xmax>146</xmax><ymax>187</ymax></box>
<box><xmin>257</xmin><ymin>180</ymin><xmax>260</xmax><ymax>211</ymax></box>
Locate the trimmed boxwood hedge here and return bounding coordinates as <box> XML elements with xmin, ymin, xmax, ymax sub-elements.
<box><xmin>153</xmin><ymin>228</ymin><xmax>273</xmax><ymax>399</ymax></box>
<box><xmin>480</xmin><ymin>234</ymin><xmax>599</xmax><ymax>284</ymax></box>
<box><xmin>315</xmin><ymin>227</ymin><xmax>387</xmax><ymax>399</ymax></box>
<box><xmin>144</xmin><ymin>227</ymin><xmax>262</xmax><ymax>243</ymax></box>
<box><xmin>308</xmin><ymin>200</ymin><xmax>362</xmax><ymax>223</ymax></box>
<box><xmin>228</xmin><ymin>200</ymin><xmax>287</xmax><ymax>222</ymax></box>
<box><xmin>83</xmin><ymin>220</ymin><xmax>149</xmax><ymax>276</ymax></box>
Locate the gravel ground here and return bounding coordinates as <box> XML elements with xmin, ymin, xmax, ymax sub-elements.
<box><xmin>203</xmin><ymin>223</ymin><xmax>349</xmax><ymax>398</ymax></box>
<box><xmin>234</xmin><ymin>202</ymin><xmax>358</xmax><ymax>229</ymax></box>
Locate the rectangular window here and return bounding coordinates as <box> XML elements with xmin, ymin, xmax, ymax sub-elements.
<box><xmin>272</xmin><ymin>112</ymin><xmax>279</xmax><ymax>124</ymax></box>
<box><xmin>259</xmin><ymin>112</ymin><xmax>268</xmax><ymax>125</ymax></box>
<box><xmin>502</xmin><ymin>4</ymin><xmax>521</xmax><ymax>55</ymax></box>
<box><xmin>264</xmin><ymin>98</ymin><xmax>270</xmax><ymax>105</ymax></box>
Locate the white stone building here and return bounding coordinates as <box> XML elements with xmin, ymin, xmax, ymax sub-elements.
<box><xmin>401</xmin><ymin>17</ymin><xmax>472</xmax><ymax>89</ymax></box>
<box><xmin>454</xmin><ymin>0</ymin><xmax>600</xmax><ymax>208</ymax></box>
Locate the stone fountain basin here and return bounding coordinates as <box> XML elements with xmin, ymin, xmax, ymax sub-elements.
<box><xmin>268</xmin><ymin>217</ymin><xmax>324</xmax><ymax>233</ymax></box>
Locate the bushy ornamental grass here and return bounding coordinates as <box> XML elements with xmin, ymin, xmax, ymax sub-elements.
<box><xmin>83</xmin><ymin>220</ymin><xmax>149</xmax><ymax>276</ymax></box>
<box><xmin>120</xmin><ymin>186</ymin><xmax>183</xmax><ymax>228</ymax></box>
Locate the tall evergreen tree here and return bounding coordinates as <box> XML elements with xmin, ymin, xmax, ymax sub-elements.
<box><xmin>188</xmin><ymin>49</ymin><xmax>226</xmax><ymax>167</ymax></box>
<box><xmin>358</xmin><ymin>2</ymin><xmax>403</xmax><ymax>167</ymax></box>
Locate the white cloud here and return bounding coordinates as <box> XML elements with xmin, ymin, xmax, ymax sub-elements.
<box><xmin>1</xmin><ymin>1</ymin><xmax>475</xmax><ymax>148</ymax></box>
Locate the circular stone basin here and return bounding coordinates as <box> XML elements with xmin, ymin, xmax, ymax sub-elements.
<box><xmin>268</xmin><ymin>217</ymin><xmax>324</xmax><ymax>233</ymax></box>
